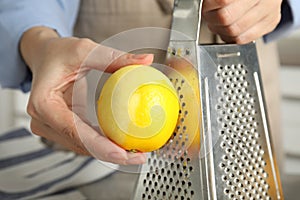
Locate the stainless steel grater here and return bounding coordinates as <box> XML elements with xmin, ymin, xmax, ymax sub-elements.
<box><xmin>131</xmin><ymin>0</ymin><xmax>283</xmax><ymax>199</ymax></box>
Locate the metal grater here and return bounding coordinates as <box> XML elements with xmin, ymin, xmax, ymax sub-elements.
<box><xmin>131</xmin><ymin>0</ymin><xmax>284</xmax><ymax>199</ymax></box>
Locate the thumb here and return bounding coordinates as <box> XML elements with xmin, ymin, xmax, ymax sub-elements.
<box><xmin>81</xmin><ymin>44</ymin><xmax>154</xmax><ymax>73</ymax></box>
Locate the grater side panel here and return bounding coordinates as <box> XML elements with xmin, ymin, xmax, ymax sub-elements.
<box><xmin>132</xmin><ymin>0</ymin><xmax>204</xmax><ymax>198</ymax></box>
<box><xmin>198</xmin><ymin>43</ymin><xmax>284</xmax><ymax>199</ymax></box>
<box><xmin>131</xmin><ymin>65</ymin><xmax>203</xmax><ymax>200</ymax></box>
<box><xmin>131</xmin><ymin>37</ymin><xmax>204</xmax><ymax>200</ymax></box>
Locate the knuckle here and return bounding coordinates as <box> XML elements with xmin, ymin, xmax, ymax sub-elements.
<box><xmin>75</xmin><ymin>38</ymin><xmax>93</xmax><ymax>48</ymax></box>
<box><xmin>216</xmin><ymin>7</ymin><xmax>233</xmax><ymax>25</ymax></box>
<box><xmin>266</xmin><ymin>13</ymin><xmax>281</xmax><ymax>33</ymax></box>
<box><xmin>26</xmin><ymin>101</ymin><xmax>37</xmax><ymax>118</ymax></box>
<box><xmin>30</xmin><ymin>120</ymin><xmax>40</xmax><ymax>137</ymax></box>
<box><xmin>26</xmin><ymin>95</ymin><xmax>45</xmax><ymax>119</ymax></box>
<box><xmin>225</xmin><ymin>23</ymin><xmax>241</xmax><ymax>37</ymax></box>
<box><xmin>60</xmin><ymin>125</ymin><xmax>89</xmax><ymax>155</ymax></box>
<box><xmin>72</xmin><ymin>38</ymin><xmax>95</xmax><ymax>58</ymax></box>
<box><xmin>274</xmin><ymin>13</ymin><xmax>281</xmax><ymax>27</ymax></box>
<box><xmin>61</xmin><ymin>124</ymin><xmax>76</xmax><ymax>139</ymax></box>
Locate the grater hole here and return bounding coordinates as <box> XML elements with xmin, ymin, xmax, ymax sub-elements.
<box><xmin>216</xmin><ymin>104</ymin><xmax>222</xmax><ymax>110</ymax></box>
<box><xmin>231</xmin><ymin>83</ymin><xmax>237</xmax><ymax>88</ymax></box>
<box><xmin>218</xmin><ymin>117</ymin><xmax>223</xmax><ymax>123</ymax></box>
<box><xmin>184</xmin><ymin>110</ymin><xmax>188</xmax><ymax>115</ymax></box>
<box><xmin>224</xmin><ymin>188</ymin><xmax>230</xmax><ymax>194</ymax></box>
<box><xmin>223</xmin><ymin>155</ymin><xmax>229</xmax><ymax>161</ymax></box>
<box><xmin>231</xmin><ymin>64</ymin><xmax>237</xmax><ymax>70</ymax></box>
<box><xmin>222</xmin><ymin>71</ymin><xmax>229</xmax><ymax>77</ymax></box>
<box><xmin>217</xmin><ymin>85</ymin><xmax>223</xmax><ymax>90</ymax></box>
<box><xmin>220</xmin><ymin>142</ymin><xmax>226</xmax><ymax>149</ymax></box>
<box><xmin>227</xmin><ymin>77</ymin><xmax>233</xmax><ymax>83</ymax></box>
<box><xmin>218</xmin><ymin>65</ymin><xmax>224</xmax><ymax>71</ymax></box>
<box><xmin>225</xmin><ymin>65</ymin><xmax>230</xmax><ymax>71</ymax></box>
<box><xmin>228</xmin><ymin>89</ymin><xmax>234</xmax><ymax>95</ymax></box>
<box><xmin>235</xmin><ymin>70</ymin><xmax>241</xmax><ymax>76</ymax></box>
<box><xmin>241</xmin><ymin>69</ymin><xmax>248</xmax><ymax>75</ymax></box>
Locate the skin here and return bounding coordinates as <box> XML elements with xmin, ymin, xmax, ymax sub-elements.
<box><xmin>202</xmin><ymin>0</ymin><xmax>283</xmax><ymax>44</ymax></box>
<box><xmin>20</xmin><ymin>27</ymin><xmax>153</xmax><ymax>165</ymax></box>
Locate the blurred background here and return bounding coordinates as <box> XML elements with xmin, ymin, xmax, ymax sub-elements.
<box><xmin>0</xmin><ymin>31</ymin><xmax>300</xmax><ymax>199</ymax></box>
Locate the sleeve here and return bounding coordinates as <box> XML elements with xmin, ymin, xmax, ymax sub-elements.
<box><xmin>264</xmin><ymin>0</ymin><xmax>300</xmax><ymax>42</ymax></box>
<box><xmin>0</xmin><ymin>0</ymin><xmax>80</xmax><ymax>92</ymax></box>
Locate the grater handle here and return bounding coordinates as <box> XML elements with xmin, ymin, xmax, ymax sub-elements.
<box><xmin>169</xmin><ymin>0</ymin><xmax>203</xmax><ymax>42</ymax></box>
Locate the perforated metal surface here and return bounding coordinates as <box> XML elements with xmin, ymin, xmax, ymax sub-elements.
<box><xmin>198</xmin><ymin>43</ymin><xmax>283</xmax><ymax>199</ymax></box>
<box><xmin>131</xmin><ymin>57</ymin><xmax>202</xmax><ymax>200</ymax></box>
<box><xmin>132</xmin><ymin>43</ymin><xmax>283</xmax><ymax>200</ymax></box>
<box><xmin>215</xmin><ymin>63</ymin><xmax>270</xmax><ymax>199</ymax></box>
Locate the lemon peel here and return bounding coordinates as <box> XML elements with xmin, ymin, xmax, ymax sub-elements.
<box><xmin>97</xmin><ymin>65</ymin><xmax>179</xmax><ymax>152</ymax></box>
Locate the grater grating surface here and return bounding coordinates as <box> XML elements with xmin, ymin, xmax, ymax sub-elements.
<box><xmin>131</xmin><ymin>43</ymin><xmax>283</xmax><ymax>200</ymax></box>
<box><xmin>131</xmin><ymin>57</ymin><xmax>202</xmax><ymax>200</ymax></box>
<box><xmin>198</xmin><ymin>43</ymin><xmax>283</xmax><ymax>199</ymax></box>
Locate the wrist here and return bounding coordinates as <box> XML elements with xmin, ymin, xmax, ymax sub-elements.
<box><xmin>20</xmin><ymin>26</ymin><xmax>59</xmax><ymax>73</ymax></box>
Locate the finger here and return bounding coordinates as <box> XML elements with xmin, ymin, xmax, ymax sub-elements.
<box><xmin>217</xmin><ymin>12</ymin><xmax>281</xmax><ymax>44</ymax></box>
<box><xmin>202</xmin><ymin>0</ymin><xmax>236</xmax><ymax>12</ymax></box>
<box><xmin>107</xmin><ymin>53</ymin><xmax>154</xmax><ymax>72</ymax></box>
<box><xmin>81</xmin><ymin>44</ymin><xmax>154</xmax><ymax>73</ymax></box>
<box><xmin>30</xmin><ymin>118</ymin><xmax>90</xmax><ymax>155</ymax></box>
<box><xmin>206</xmin><ymin>1</ymin><xmax>275</xmax><ymax>42</ymax></box>
<box><xmin>29</xmin><ymin>90</ymin><xmax>146</xmax><ymax>165</ymax></box>
<box><xmin>73</xmin><ymin>115</ymin><xmax>146</xmax><ymax>165</ymax></box>
<box><xmin>203</xmin><ymin>0</ymin><xmax>259</xmax><ymax>26</ymax></box>
<box><xmin>31</xmin><ymin>110</ymin><xmax>146</xmax><ymax>165</ymax></box>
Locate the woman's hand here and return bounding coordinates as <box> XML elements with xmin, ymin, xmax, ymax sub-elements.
<box><xmin>20</xmin><ymin>27</ymin><xmax>153</xmax><ymax>165</ymax></box>
<box><xmin>202</xmin><ymin>0</ymin><xmax>282</xmax><ymax>44</ymax></box>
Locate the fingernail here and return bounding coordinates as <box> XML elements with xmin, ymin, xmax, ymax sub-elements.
<box><xmin>108</xmin><ymin>152</ymin><xmax>127</xmax><ymax>160</ymax></box>
<box><xmin>132</xmin><ymin>54</ymin><xmax>151</xmax><ymax>59</ymax></box>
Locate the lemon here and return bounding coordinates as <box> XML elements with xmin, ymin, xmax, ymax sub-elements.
<box><xmin>97</xmin><ymin>65</ymin><xmax>179</xmax><ymax>152</ymax></box>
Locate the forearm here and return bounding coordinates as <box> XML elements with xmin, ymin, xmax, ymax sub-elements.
<box><xmin>0</xmin><ymin>0</ymin><xmax>79</xmax><ymax>91</ymax></box>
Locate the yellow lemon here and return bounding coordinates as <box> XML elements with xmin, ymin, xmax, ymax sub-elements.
<box><xmin>97</xmin><ymin>65</ymin><xmax>180</xmax><ymax>152</ymax></box>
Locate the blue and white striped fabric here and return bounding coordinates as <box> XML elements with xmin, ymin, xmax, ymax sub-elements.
<box><xmin>0</xmin><ymin>128</ymin><xmax>116</xmax><ymax>200</ymax></box>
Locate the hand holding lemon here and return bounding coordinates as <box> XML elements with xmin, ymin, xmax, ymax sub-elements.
<box><xmin>97</xmin><ymin>65</ymin><xmax>180</xmax><ymax>152</ymax></box>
